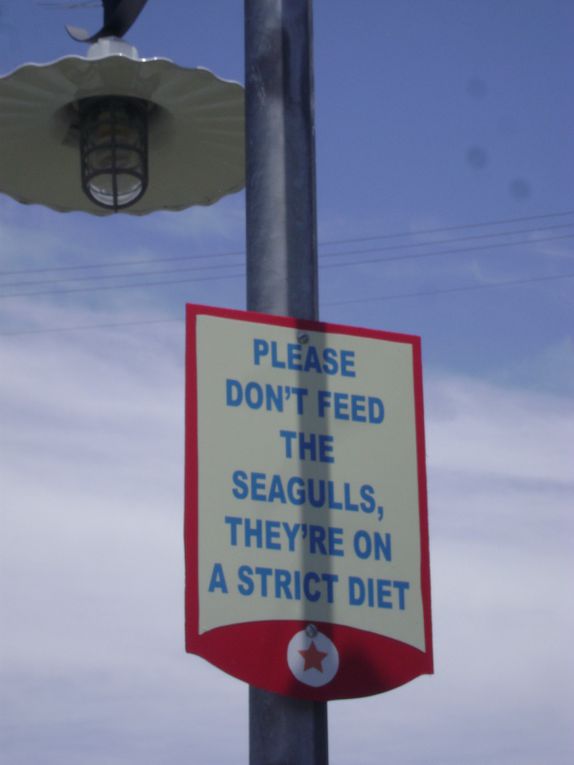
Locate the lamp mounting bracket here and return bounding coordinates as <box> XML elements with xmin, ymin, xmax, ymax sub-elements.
<box><xmin>66</xmin><ymin>0</ymin><xmax>148</xmax><ymax>43</ymax></box>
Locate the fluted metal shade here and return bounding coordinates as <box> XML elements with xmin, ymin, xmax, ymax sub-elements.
<box><xmin>0</xmin><ymin>42</ymin><xmax>245</xmax><ymax>215</ymax></box>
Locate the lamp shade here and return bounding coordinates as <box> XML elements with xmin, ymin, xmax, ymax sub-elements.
<box><xmin>0</xmin><ymin>40</ymin><xmax>245</xmax><ymax>215</ymax></box>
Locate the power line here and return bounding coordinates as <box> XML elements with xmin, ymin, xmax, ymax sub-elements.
<box><xmin>320</xmin><ymin>209</ymin><xmax>574</xmax><ymax>246</ymax></box>
<box><xmin>321</xmin><ymin>223</ymin><xmax>574</xmax><ymax>258</ymax></box>
<box><xmin>1</xmin><ymin>208</ymin><xmax>573</xmax><ymax>278</ymax></box>
<box><xmin>0</xmin><ymin>268</ymin><xmax>245</xmax><ymax>300</ymax></box>
<box><xmin>1</xmin><ymin>259</ymin><xmax>243</xmax><ymax>290</ymax></box>
<box><xmin>322</xmin><ymin>232</ymin><xmax>574</xmax><ymax>272</ymax></box>
<box><xmin>0</xmin><ymin>316</ymin><xmax>181</xmax><ymax>337</ymax></box>
<box><xmin>2</xmin><ymin>221</ymin><xmax>573</xmax><ymax>290</ymax></box>
<box><xmin>0</xmin><ymin>248</ymin><xmax>245</xmax><ymax>278</ymax></box>
<box><xmin>326</xmin><ymin>271</ymin><xmax>574</xmax><ymax>307</ymax></box>
<box><xmin>2</xmin><ymin>270</ymin><xmax>573</xmax><ymax>337</ymax></box>
<box><xmin>1</xmin><ymin>231</ymin><xmax>572</xmax><ymax>300</ymax></box>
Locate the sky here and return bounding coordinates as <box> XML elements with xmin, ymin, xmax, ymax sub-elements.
<box><xmin>1</xmin><ymin>0</ymin><xmax>573</xmax><ymax>763</ymax></box>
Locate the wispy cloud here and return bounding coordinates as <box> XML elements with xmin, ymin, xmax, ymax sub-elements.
<box><xmin>425</xmin><ymin>374</ymin><xmax>574</xmax><ymax>483</ymax></box>
<box><xmin>1</xmin><ymin>323</ymin><xmax>572</xmax><ymax>763</ymax></box>
<box><xmin>142</xmin><ymin>192</ymin><xmax>245</xmax><ymax>244</ymax></box>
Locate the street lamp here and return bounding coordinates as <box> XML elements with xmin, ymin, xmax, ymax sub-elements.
<box><xmin>76</xmin><ymin>93</ymin><xmax>150</xmax><ymax>212</ymax></box>
<box><xmin>0</xmin><ymin>3</ymin><xmax>244</xmax><ymax>215</ymax></box>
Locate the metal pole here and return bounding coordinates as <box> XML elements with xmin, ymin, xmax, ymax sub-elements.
<box><xmin>244</xmin><ymin>1</ymin><xmax>327</xmax><ymax>763</ymax></box>
<box><xmin>245</xmin><ymin>0</ymin><xmax>318</xmax><ymax>320</ymax></box>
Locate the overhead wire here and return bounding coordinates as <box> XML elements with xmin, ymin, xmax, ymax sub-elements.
<box><xmin>0</xmin><ymin>220</ymin><xmax>572</xmax><ymax>290</ymax></box>
<box><xmin>1</xmin><ymin>270</ymin><xmax>573</xmax><ymax>337</ymax></box>
<box><xmin>319</xmin><ymin>209</ymin><xmax>574</xmax><ymax>245</ymax></box>
<box><xmin>0</xmin><ymin>220</ymin><xmax>573</xmax><ymax>289</ymax></box>
<box><xmin>1</xmin><ymin>208</ymin><xmax>573</xmax><ymax>278</ymax></box>
<box><xmin>1</xmin><ymin>229</ymin><xmax>573</xmax><ymax>299</ymax></box>
<box><xmin>322</xmin><ymin>232</ymin><xmax>574</xmax><ymax>272</ymax></box>
<box><xmin>326</xmin><ymin>271</ymin><xmax>574</xmax><ymax>307</ymax></box>
<box><xmin>1</xmin><ymin>207</ymin><xmax>572</xmax><ymax>335</ymax></box>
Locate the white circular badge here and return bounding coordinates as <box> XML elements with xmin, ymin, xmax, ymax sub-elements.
<box><xmin>287</xmin><ymin>625</ymin><xmax>339</xmax><ymax>687</ymax></box>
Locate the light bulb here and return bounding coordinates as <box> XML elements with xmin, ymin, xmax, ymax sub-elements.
<box><xmin>79</xmin><ymin>96</ymin><xmax>149</xmax><ymax>211</ymax></box>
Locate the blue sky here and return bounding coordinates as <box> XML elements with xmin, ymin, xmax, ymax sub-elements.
<box><xmin>1</xmin><ymin>1</ymin><xmax>573</xmax><ymax>764</ymax></box>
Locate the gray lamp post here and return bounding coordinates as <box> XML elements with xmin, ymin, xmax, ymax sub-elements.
<box><xmin>0</xmin><ymin>3</ymin><xmax>245</xmax><ymax>215</ymax></box>
<box><xmin>245</xmin><ymin>1</ymin><xmax>326</xmax><ymax>763</ymax></box>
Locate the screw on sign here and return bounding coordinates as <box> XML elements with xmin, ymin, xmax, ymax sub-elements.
<box><xmin>184</xmin><ymin>304</ymin><xmax>433</xmax><ymax>701</ymax></box>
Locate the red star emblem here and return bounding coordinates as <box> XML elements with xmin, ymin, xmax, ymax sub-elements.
<box><xmin>298</xmin><ymin>640</ymin><xmax>328</xmax><ymax>672</ymax></box>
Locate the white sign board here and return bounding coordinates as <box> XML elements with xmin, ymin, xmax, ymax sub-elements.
<box><xmin>185</xmin><ymin>305</ymin><xmax>432</xmax><ymax>700</ymax></box>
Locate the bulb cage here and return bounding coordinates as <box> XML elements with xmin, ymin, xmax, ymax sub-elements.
<box><xmin>79</xmin><ymin>96</ymin><xmax>149</xmax><ymax>211</ymax></box>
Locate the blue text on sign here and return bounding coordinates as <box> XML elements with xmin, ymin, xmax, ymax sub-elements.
<box><xmin>225</xmin><ymin>515</ymin><xmax>345</xmax><ymax>557</ymax></box>
<box><xmin>253</xmin><ymin>338</ymin><xmax>356</xmax><ymax>377</ymax></box>
<box><xmin>317</xmin><ymin>390</ymin><xmax>384</xmax><ymax>423</ymax></box>
<box><xmin>238</xmin><ymin>565</ymin><xmax>339</xmax><ymax>603</ymax></box>
<box><xmin>226</xmin><ymin>379</ymin><xmax>308</xmax><ymax>415</ymax></box>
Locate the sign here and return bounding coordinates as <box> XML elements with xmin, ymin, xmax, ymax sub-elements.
<box><xmin>185</xmin><ymin>304</ymin><xmax>433</xmax><ymax>700</ymax></box>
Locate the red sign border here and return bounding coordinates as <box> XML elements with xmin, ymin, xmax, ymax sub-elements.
<box><xmin>184</xmin><ymin>303</ymin><xmax>433</xmax><ymax>700</ymax></box>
